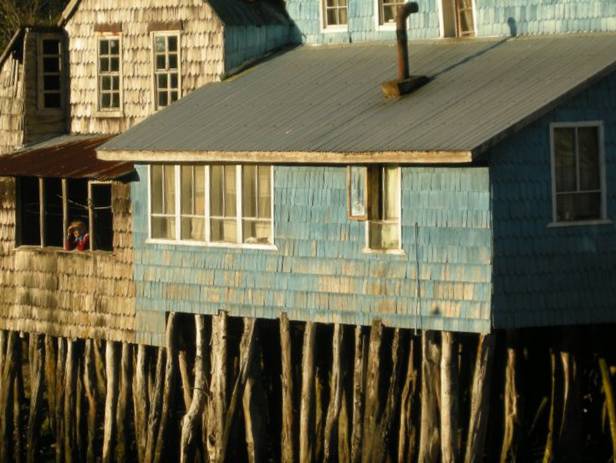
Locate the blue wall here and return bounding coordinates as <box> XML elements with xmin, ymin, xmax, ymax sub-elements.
<box><xmin>224</xmin><ymin>24</ymin><xmax>292</xmax><ymax>73</ymax></box>
<box><xmin>285</xmin><ymin>0</ymin><xmax>616</xmax><ymax>45</ymax></box>
<box><xmin>132</xmin><ymin>165</ymin><xmax>492</xmax><ymax>343</ymax></box>
<box><xmin>489</xmin><ymin>71</ymin><xmax>616</xmax><ymax>329</ymax></box>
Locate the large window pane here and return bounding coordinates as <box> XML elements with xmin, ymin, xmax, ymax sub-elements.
<box><xmin>151</xmin><ymin>165</ymin><xmax>163</xmax><ymax>214</ymax></box>
<box><xmin>258</xmin><ymin>166</ymin><xmax>271</xmax><ymax>218</ymax></box>
<box><xmin>384</xmin><ymin>167</ymin><xmax>399</xmax><ymax>221</ymax></box>
<box><xmin>578</xmin><ymin>127</ymin><xmax>600</xmax><ymax>190</ymax></box>
<box><xmin>163</xmin><ymin>165</ymin><xmax>175</xmax><ymax>214</ymax></box>
<box><xmin>18</xmin><ymin>177</ymin><xmax>41</xmax><ymax>246</ymax></box>
<box><xmin>367</xmin><ymin>166</ymin><xmax>400</xmax><ymax>250</ymax></box>
<box><xmin>224</xmin><ymin>165</ymin><xmax>236</xmax><ymax>216</ymax></box>
<box><xmin>151</xmin><ymin>217</ymin><xmax>175</xmax><ymax>239</ymax></box>
<box><xmin>554</xmin><ymin>127</ymin><xmax>576</xmax><ymax>192</ymax></box>
<box><xmin>210</xmin><ymin>165</ymin><xmax>223</xmax><ymax>217</ymax></box>
<box><xmin>242</xmin><ymin>165</ymin><xmax>257</xmax><ymax>217</ymax></box>
<box><xmin>43</xmin><ymin>178</ymin><xmax>63</xmax><ymax>247</ymax></box>
<box><xmin>557</xmin><ymin>192</ymin><xmax>601</xmax><ymax>222</ymax></box>
<box><xmin>211</xmin><ymin>219</ymin><xmax>237</xmax><ymax>243</ymax></box>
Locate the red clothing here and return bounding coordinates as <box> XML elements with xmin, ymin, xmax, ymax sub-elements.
<box><xmin>65</xmin><ymin>233</ymin><xmax>89</xmax><ymax>251</ymax></box>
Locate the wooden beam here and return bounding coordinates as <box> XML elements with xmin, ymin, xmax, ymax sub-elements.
<box><xmin>398</xmin><ymin>335</ymin><xmax>418</xmax><ymax>463</ymax></box>
<box><xmin>441</xmin><ymin>331</ymin><xmax>460</xmax><ymax>463</ymax></box>
<box><xmin>102</xmin><ymin>341</ymin><xmax>119</xmax><ymax>463</ymax></box>
<box><xmin>280</xmin><ymin>313</ymin><xmax>295</xmax><ymax>463</ymax></box>
<box><xmin>323</xmin><ymin>324</ymin><xmax>343</xmax><ymax>463</ymax></box>
<box><xmin>115</xmin><ymin>343</ymin><xmax>132</xmax><ymax>462</ymax></box>
<box><xmin>206</xmin><ymin>312</ymin><xmax>228</xmax><ymax>463</ymax></box>
<box><xmin>350</xmin><ymin>325</ymin><xmax>366</xmax><ymax>463</ymax></box>
<box><xmin>361</xmin><ymin>320</ymin><xmax>383</xmax><ymax>462</ymax></box>
<box><xmin>26</xmin><ymin>334</ymin><xmax>45</xmax><ymax>463</ymax></box>
<box><xmin>418</xmin><ymin>331</ymin><xmax>441</xmax><ymax>463</ymax></box>
<box><xmin>299</xmin><ymin>322</ymin><xmax>317</xmax><ymax>463</ymax></box>
<box><xmin>133</xmin><ymin>345</ymin><xmax>149</xmax><ymax>463</ymax></box>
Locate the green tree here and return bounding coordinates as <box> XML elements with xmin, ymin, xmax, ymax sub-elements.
<box><xmin>0</xmin><ymin>0</ymin><xmax>68</xmax><ymax>50</ymax></box>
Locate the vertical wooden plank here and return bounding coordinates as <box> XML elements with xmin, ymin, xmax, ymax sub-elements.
<box><xmin>102</xmin><ymin>341</ymin><xmax>119</xmax><ymax>463</ymax></box>
<box><xmin>27</xmin><ymin>334</ymin><xmax>45</xmax><ymax>463</ymax></box>
<box><xmin>361</xmin><ymin>320</ymin><xmax>383</xmax><ymax>462</ymax></box>
<box><xmin>207</xmin><ymin>311</ymin><xmax>227</xmax><ymax>463</ymax></box>
<box><xmin>441</xmin><ymin>331</ymin><xmax>460</xmax><ymax>463</ymax></box>
<box><xmin>145</xmin><ymin>348</ymin><xmax>166</xmax><ymax>463</ymax></box>
<box><xmin>280</xmin><ymin>313</ymin><xmax>295</xmax><ymax>463</ymax></box>
<box><xmin>55</xmin><ymin>337</ymin><xmax>67</xmax><ymax>463</ymax></box>
<box><xmin>418</xmin><ymin>331</ymin><xmax>441</xmax><ymax>463</ymax></box>
<box><xmin>398</xmin><ymin>335</ymin><xmax>418</xmax><ymax>463</ymax></box>
<box><xmin>299</xmin><ymin>322</ymin><xmax>316</xmax><ymax>463</ymax></box>
<box><xmin>500</xmin><ymin>332</ymin><xmax>521</xmax><ymax>463</ymax></box>
<box><xmin>64</xmin><ymin>339</ymin><xmax>78</xmax><ymax>463</ymax></box>
<box><xmin>115</xmin><ymin>343</ymin><xmax>132</xmax><ymax>462</ymax></box>
<box><xmin>323</xmin><ymin>324</ymin><xmax>343</xmax><ymax>463</ymax></box>
<box><xmin>0</xmin><ymin>331</ymin><xmax>16</xmax><ymax>463</ymax></box>
<box><xmin>83</xmin><ymin>340</ymin><xmax>99</xmax><ymax>463</ymax></box>
<box><xmin>350</xmin><ymin>325</ymin><xmax>366</xmax><ymax>463</ymax></box>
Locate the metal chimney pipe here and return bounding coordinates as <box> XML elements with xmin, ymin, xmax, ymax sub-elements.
<box><xmin>396</xmin><ymin>2</ymin><xmax>418</xmax><ymax>80</ymax></box>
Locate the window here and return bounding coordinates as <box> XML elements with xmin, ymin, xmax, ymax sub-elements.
<box><xmin>378</xmin><ymin>0</ymin><xmax>405</xmax><ymax>26</ymax></box>
<box><xmin>441</xmin><ymin>0</ymin><xmax>475</xmax><ymax>37</ymax></box>
<box><xmin>16</xmin><ymin>177</ymin><xmax>113</xmax><ymax>251</ymax></box>
<box><xmin>366</xmin><ymin>166</ymin><xmax>401</xmax><ymax>250</ymax></box>
<box><xmin>97</xmin><ymin>37</ymin><xmax>121</xmax><ymax>111</ymax></box>
<box><xmin>551</xmin><ymin>123</ymin><xmax>606</xmax><ymax>223</ymax></box>
<box><xmin>149</xmin><ymin>164</ymin><xmax>274</xmax><ymax>247</ymax></box>
<box><xmin>153</xmin><ymin>33</ymin><xmax>180</xmax><ymax>109</ymax></box>
<box><xmin>322</xmin><ymin>0</ymin><xmax>348</xmax><ymax>29</ymax></box>
<box><xmin>39</xmin><ymin>38</ymin><xmax>62</xmax><ymax>109</ymax></box>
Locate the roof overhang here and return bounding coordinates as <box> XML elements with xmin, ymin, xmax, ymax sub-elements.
<box><xmin>0</xmin><ymin>135</ymin><xmax>134</xmax><ymax>180</ymax></box>
<box><xmin>97</xmin><ymin>149</ymin><xmax>474</xmax><ymax>164</ymax></box>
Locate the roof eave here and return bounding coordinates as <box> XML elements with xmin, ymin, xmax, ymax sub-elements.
<box><xmin>97</xmin><ymin>149</ymin><xmax>475</xmax><ymax>164</ymax></box>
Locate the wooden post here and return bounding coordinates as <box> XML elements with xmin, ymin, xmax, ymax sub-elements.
<box><xmin>500</xmin><ymin>333</ymin><xmax>521</xmax><ymax>463</ymax></box>
<box><xmin>441</xmin><ymin>331</ymin><xmax>460</xmax><ymax>463</ymax></box>
<box><xmin>44</xmin><ymin>335</ymin><xmax>57</xmax><ymax>437</ymax></box>
<box><xmin>599</xmin><ymin>357</ymin><xmax>616</xmax><ymax>462</ymax></box>
<box><xmin>83</xmin><ymin>340</ymin><xmax>99</xmax><ymax>463</ymax></box>
<box><xmin>207</xmin><ymin>311</ymin><xmax>228</xmax><ymax>463</ymax></box>
<box><xmin>418</xmin><ymin>331</ymin><xmax>441</xmax><ymax>463</ymax></box>
<box><xmin>0</xmin><ymin>331</ymin><xmax>16</xmax><ymax>463</ymax></box>
<box><xmin>13</xmin><ymin>336</ymin><xmax>25</xmax><ymax>463</ymax></box>
<box><xmin>145</xmin><ymin>348</ymin><xmax>166</xmax><ymax>463</ymax></box>
<box><xmin>102</xmin><ymin>341</ymin><xmax>119</xmax><ymax>463</ymax></box>
<box><xmin>179</xmin><ymin>349</ymin><xmax>194</xmax><ymax>412</ymax></box>
<box><xmin>299</xmin><ymin>322</ymin><xmax>317</xmax><ymax>463</ymax></box>
<box><xmin>280</xmin><ymin>313</ymin><xmax>295</xmax><ymax>463</ymax></box>
<box><xmin>55</xmin><ymin>337</ymin><xmax>67</xmax><ymax>463</ymax></box>
<box><xmin>64</xmin><ymin>339</ymin><xmax>78</xmax><ymax>463</ymax></box>
<box><xmin>557</xmin><ymin>330</ymin><xmax>582</xmax><ymax>463</ymax></box>
<box><xmin>115</xmin><ymin>343</ymin><xmax>132</xmax><ymax>462</ymax></box>
<box><xmin>154</xmin><ymin>313</ymin><xmax>178</xmax><ymax>463</ymax></box>
<box><xmin>180</xmin><ymin>315</ymin><xmax>207</xmax><ymax>463</ymax></box>
<box><xmin>361</xmin><ymin>320</ymin><xmax>383</xmax><ymax>462</ymax></box>
<box><xmin>350</xmin><ymin>325</ymin><xmax>366</xmax><ymax>463</ymax></box>
<box><xmin>133</xmin><ymin>344</ymin><xmax>149</xmax><ymax>463</ymax></box>
<box><xmin>398</xmin><ymin>335</ymin><xmax>418</xmax><ymax>463</ymax></box>
<box><xmin>323</xmin><ymin>324</ymin><xmax>343</xmax><ymax>462</ymax></box>
<box><xmin>27</xmin><ymin>334</ymin><xmax>45</xmax><ymax>463</ymax></box>
<box><xmin>464</xmin><ymin>334</ymin><xmax>496</xmax><ymax>463</ymax></box>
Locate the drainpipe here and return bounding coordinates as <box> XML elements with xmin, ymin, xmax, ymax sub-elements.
<box><xmin>381</xmin><ymin>2</ymin><xmax>430</xmax><ymax>98</ymax></box>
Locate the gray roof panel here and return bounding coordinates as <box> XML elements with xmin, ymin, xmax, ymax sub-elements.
<box><xmin>100</xmin><ymin>34</ymin><xmax>616</xmax><ymax>158</ymax></box>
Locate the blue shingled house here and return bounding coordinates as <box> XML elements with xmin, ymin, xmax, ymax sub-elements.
<box><xmin>98</xmin><ymin>0</ymin><xmax>616</xmax><ymax>345</ymax></box>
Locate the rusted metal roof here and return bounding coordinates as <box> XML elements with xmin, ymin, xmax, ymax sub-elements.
<box><xmin>99</xmin><ymin>33</ymin><xmax>616</xmax><ymax>163</ymax></box>
<box><xmin>0</xmin><ymin>135</ymin><xmax>134</xmax><ymax>180</ymax></box>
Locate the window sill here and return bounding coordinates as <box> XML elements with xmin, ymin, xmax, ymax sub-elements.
<box><xmin>547</xmin><ymin>219</ymin><xmax>612</xmax><ymax>228</ymax></box>
<box><xmin>376</xmin><ymin>23</ymin><xmax>397</xmax><ymax>32</ymax></box>
<box><xmin>13</xmin><ymin>245</ymin><xmax>113</xmax><ymax>255</ymax></box>
<box><xmin>362</xmin><ymin>247</ymin><xmax>406</xmax><ymax>256</ymax></box>
<box><xmin>321</xmin><ymin>25</ymin><xmax>348</xmax><ymax>34</ymax></box>
<box><xmin>146</xmin><ymin>238</ymin><xmax>278</xmax><ymax>251</ymax></box>
<box><xmin>95</xmin><ymin>110</ymin><xmax>124</xmax><ymax>118</ymax></box>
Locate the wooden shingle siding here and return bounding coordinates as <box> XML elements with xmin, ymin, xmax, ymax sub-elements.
<box><xmin>132</xmin><ymin>165</ymin><xmax>492</xmax><ymax>339</ymax></box>
<box><xmin>0</xmin><ymin>181</ymin><xmax>136</xmax><ymax>342</ymax></box>
<box><xmin>64</xmin><ymin>0</ymin><xmax>226</xmax><ymax>135</ymax></box>
<box><xmin>490</xmin><ymin>71</ymin><xmax>616</xmax><ymax>328</ymax></box>
<box><xmin>0</xmin><ymin>48</ymin><xmax>25</xmax><ymax>155</ymax></box>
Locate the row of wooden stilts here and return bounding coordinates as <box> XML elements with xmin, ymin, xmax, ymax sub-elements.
<box><xmin>0</xmin><ymin>315</ymin><xmax>615</xmax><ymax>462</ymax></box>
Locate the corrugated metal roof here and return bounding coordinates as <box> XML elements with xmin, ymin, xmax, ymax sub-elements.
<box><xmin>99</xmin><ymin>33</ymin><xmax>616</xmax><ymax>161</ymax></box>
<box><xmin>0</xmin><ymin>135</ymin><xmax>134</xmax><ymax>180</ymax></box>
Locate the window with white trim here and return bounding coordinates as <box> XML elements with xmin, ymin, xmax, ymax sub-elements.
<box><xmin>441</xmin><ymin>0</ymin><xmax>475</xmax><ymax>37</ymax></box>
<box><xmin>153</xmin><ymin>33</ymin><xmax>180</xmax><ymax>109</ymax></box>
<box><xmin>366</xmin><ymin>166</ymin><xmax>401</xmax><ymax>250</ymax></box>
<box><xmin>378</xmin><ymin>0</ymin><xmax>405</xmax><ymax>26</ymax></box>
<box><xmin>323</xmin><ymin>0</ymin><xmax>348</xmax><ymax>29</ymax></box>
<box><xmin>97</xmin><ymin>36</ymin><xmax>121</xmax><ymax>110</ymax></box>
<box><xmin>551</xmin><ymin>124</ymin><xmax>605</xmax><ymax>223</ymax></box>
<box><xmin>149</xmin><ymin>164</ymin><xmax>273</xmax><ymax>246</ymax></box>
<box><xmin>39</xmin><ymin>38</ymin><xmax>63</xmax><ymax>109</ymax></box>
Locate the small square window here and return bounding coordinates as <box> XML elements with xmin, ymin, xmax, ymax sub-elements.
<box><xmin>551</xmin><ymin>124</ymin><xmax>605</xmax><ymax>223</ymax></box>
<box><xmin>323</xmin><ymin>0</ymin><xmax>348</xmax><ymax>29</ymax></box>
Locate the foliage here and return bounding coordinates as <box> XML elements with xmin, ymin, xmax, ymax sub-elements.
<box><xmin>0</xmin><ymin>0</ymin><xmax>67</xmax><ymax>50</ymax></box>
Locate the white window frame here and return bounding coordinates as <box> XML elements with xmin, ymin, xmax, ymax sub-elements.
<box><xmin>96</xmin><ymin>34</ymin><xmax>123</xmax><ymax>116</ymax></box>
<box><xmin>37</xmin><ymin>34</ymin><xmax>64</xmax><ymax>111</ymax></box>
<box><xmin>147</xmin><ymin>165</ymin><xmax>276</xmax><ymax>250</ymax></box>
<box><xmin>374</xmin><ymin>0</ymin><xmax>406</xmax><ymax>31</ymax></box>
<box><xmin>549</xmin><ymin>121</ymin><xmax>609</xmax><ymax>227</ymax></box>
<box><xmin>151</xmin><ymin>31</ymin><xmax>182</xmax><ymax>111</ymax></box>
<box><xmin>320</xmin><ymin>0</ymin><xmax>349</xmax><ymax>33</ymax></box>
<box><xmin>438</xmin><ymin>0</ymin><xmax>477</xmax><ymax>38</ymax></box>
<box><xmin>363</xmin><ymin>166</ymin><xmax>404</xmax><ymax>254</ymax></box>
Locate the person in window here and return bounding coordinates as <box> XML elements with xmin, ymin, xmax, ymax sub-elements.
<box><xmin>65</xmin><ymin>220</ymin><xmax>89</xmax><ymax>251</ymax></box>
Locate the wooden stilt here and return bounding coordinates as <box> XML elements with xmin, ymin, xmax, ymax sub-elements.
<box><xmin>13</xmin><ymin>335</ymin><xmax>25</xmax><ymax>463</ymax></box>
<box><xmin>145</xmin><ymin>348</ymin><xmax>166</xmax><ymax>463</ymax></box>
<box><xmin>115</xmin><ymin>343</ymin><xmax>133</xmax><ymax>462</ymax></box>
<box><xmin>418</xmin><ymin>331</ymin><xmax>441</xmax><ymax>463</ymax></box>
<box><xmin>299</xmin><ymin>322</ymin><xmax>317</xmax><ymax>463</ymax></box>
<box><xmin>599</xmin><ymin>357</ymin><xmax>616</xmax><ymax>462</ymax></box>
<box><xmin>242</xmin><ymin>322</ymin><xmax>266</xmax><ymax>463</ymax></box>
<box><xmin>500</xmin><ymin>333</ymin><xmax>521</xmax><ymax>463</ymax></box>
<box><xmin>180</xmin><ymin>315</ymin><xmax>207</xmax><ymax>463</ymax></box>
<box><xmin>55</xmin><ymin>337</ymin><xmax>67</xmax><ymax>463</ymax></box>
<box><xmin>323</xmin><ymin>324</ymin><xmax>343</xmax><ymax>463</ymax></box>
<box><xmin>27</xmin><ymin>334</ymin><xmax>45</xmax><ymax>463</ymax></box>
<box><xmin>83</xmin><ymin>340</ymin><xmax>99</xmax><ymax>463</ymax></box>
<box><xmin>464</xmin><ymin>334</ymin><xmax>495</xmax><ymax>463</ymax></box>
<box><xmin>207</xmin><ymin>311</ymin><xmax>228</xmax><ymax>463</ymax></box>
<box><xmin>0</xmin><ymin>331</ymin><xmax>16</xmax><ymax>463</ymax></box>
<box><xmin>179</xmin><ymin>348</ymin><xmax>194</xmax><ymax>412</ymax></box>
<box><xmin>44</xmin><ymin>335</ymin><xmax>57</xmax><ymax>439</ymax></box>
<box><xmin>64</xmin><ymin>339</ymin><xmax>78</xmax><ymax>463</ymax></box>
<box><xmin>102</xmin><ymin>341</ymin><xmax>119</xmax><ymax>463</ymax></box>
<box><xmin>543</xmin><ymin>347</ymin><xmax>563</xmax><ymax>463</ymax></box>
<box><xmin>361</xmin><ymin>320</ymin><xmax>383</xmax><ymax>463</ymax></box>
<box><xmin>133</xmin><ymin>344</ymin><xmax>149</xmax><ymax>463</ymax></box>
<box><xmin>154</xmin><ymin>313</ymin><xmax>178</xmax><ymax>463</ymax></box>
<box><xmin>314</xmin><ymin>362</ymin><xmax>325</xmax><ymax>462</ymax></box>
<box><xmin>75</xmin><ymin>350</ymin><xmax>85</xmax><ymax>463</ymax></box>
<box><xmin>557</xmin><ymin>330</ymin><xmax>581</xmax><ymax>463</ymax></box>
<box><xmin>338</xmin><ymin>384</ymin><xmax>351</xmax><ymax>463</ymax></box>
<box><xmin>398</xmin><ymin>335</ymin><xmax>418</xmax><ymax>463</ymax></box>
<box><xmin>350</xmin><ymin>325</ymin><xmax>366</xmax><ymax>463</ymax></box>
<box><xmin>280</xmin><ymin>313</ymin><xmax>295</xmax><ymax>463</ymax></box>
<box><xmin>441</xmin><ymin>331</ymin><xmax>460</xmax><ymax>463</ymax></box>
